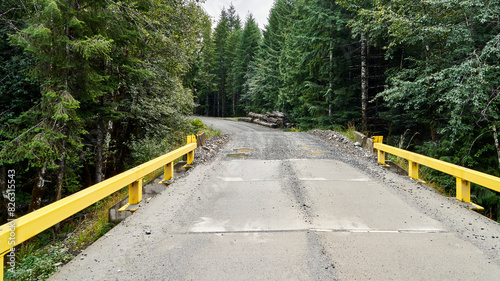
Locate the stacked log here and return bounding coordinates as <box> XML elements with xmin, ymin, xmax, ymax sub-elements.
<box><xmin>238</xmin><ymin>111</ymin><xmax>294</xmax><ymax>128</ymax></box>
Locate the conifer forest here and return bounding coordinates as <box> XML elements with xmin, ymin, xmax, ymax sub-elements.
<box><xmin>1</xmin><ymin>0</ymin><xmax>500</xmax><ymax>222</ymax></box>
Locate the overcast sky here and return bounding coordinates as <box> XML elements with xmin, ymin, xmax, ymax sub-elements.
<box><xmin>200</xmin><ymin>0</ymin><xmax>274</xmax><ymax>29</ymax></box>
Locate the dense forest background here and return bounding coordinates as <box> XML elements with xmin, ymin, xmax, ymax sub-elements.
<box><xmin>1</xmin><ymin>0</ymin><xmax>500</xmax><ymax>221</ymax></box>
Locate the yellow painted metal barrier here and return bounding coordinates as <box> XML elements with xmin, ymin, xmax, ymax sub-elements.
<box><xmin>373</xmin><ymin>136</ymin><xmax>500</xmax><ymax>209</ymax></box>
<box><xmin>0</xmin><ymin>135</ymin><xmax>198</xmax><ymax>280</ymax></box>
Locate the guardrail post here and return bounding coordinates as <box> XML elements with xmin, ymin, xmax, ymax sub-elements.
<box><xmin>186</xmin><ymin>135</ymin><xmax>195</xmax><ymax>165</ymax></box>
<box><xmin>129</xmin><ymin>178</ymin><xmax>143</xmax><ymax>205</ymax></box>
<box><xmin>409</xmin><ymin>161</ymin><xmax>419</xmax><ymax>179</ymax></box>
<box><xmin>377</xmin><ymin>150</ymin><xmax>386</xmax><ymax>165</ymax></box>
<box><xmin>456</xmin><ymin>178</ymin><xmax>471</xmax><ymax>203</ymax></box>
<box><xmin>1</xmin><ymin>254</ymin><xmax>4</xmax><ymax>281</ymax></box>
<box><xmin>163</xmin><ymin>161</ymin><xmax>174</xmax><ymax>182</ymax></box>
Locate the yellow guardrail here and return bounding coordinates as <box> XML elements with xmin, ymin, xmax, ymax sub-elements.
<box><xmin>0</xmin><ymin>134</ymin><xmax>199</xmax><ymax>280</ymax></box>
<box><xmin>372</xmin><ymin>136</ymin><xmax>500</xmax><ymax>210</ymax></box>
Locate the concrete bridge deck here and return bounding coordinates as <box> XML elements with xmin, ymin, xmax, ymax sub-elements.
<box><xmin>50</xmin><ymin>117</ymin><xmax>500</xmax><ymax>280</ymax></box>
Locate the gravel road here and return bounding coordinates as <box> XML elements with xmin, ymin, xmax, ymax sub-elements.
<box><xmin>50</xmin><ymin>117</ymin><xmax>500</xmax><ymax>280</ymax></box>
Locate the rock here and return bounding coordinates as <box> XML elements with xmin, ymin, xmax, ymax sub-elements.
<box><xmin>354</xmin><ymin>142</ymin><xmax>362</xmax><ymax>147</ymax></box>
<box><xmin>194</xmin><ymin>134</ymin><xmax>230</xmax><ymax>164</ymax></box>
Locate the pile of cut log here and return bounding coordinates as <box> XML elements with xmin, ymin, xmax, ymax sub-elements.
<box><xmin>238</xmin><ymin>111</ymin><xmax>294</xmax><ymax>128</ymax></box>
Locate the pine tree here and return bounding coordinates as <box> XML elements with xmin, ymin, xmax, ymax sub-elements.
<box><xmin>213</xmin><ymin>9</ymin><xmax>230</xmax><ymax>117</ymax></box>
<box><xmin>225</xmin><ymin>27</ymin><xmax>242</xmax><ymax>117</ymax></box>
<box><xmin>191</xmin><ymin>19</ymin><xmax>217</xmax><ymax>116</ymax></box>
<box><xmin>233</xmin><ymin>14</ymin><xmax>261</xmax><ymax>116</ymax></box>
<box><xmin>226</xmin><ymin>4</ymin><xmax>242</xmax><ymax>32</ymax></box>
<box><xmin>6</xmin><ymin>0</ymin><xmax>108</xmax><ymax>210</ymax></box>
<box><xmin>246</xmin><ymin>0</ymin><xmax>294</xmax><ymax>113</ymax></box>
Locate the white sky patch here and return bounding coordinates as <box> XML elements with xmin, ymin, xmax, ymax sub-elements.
<box><xmin>200</xmin><ymin>0</ymin><xmax>274</xmax><ymax>29</ymax></box>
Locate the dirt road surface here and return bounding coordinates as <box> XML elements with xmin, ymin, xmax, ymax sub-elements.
<box><xmin>50</xmin><ymin>117</ymin><xmax>500</xmax><ymax>280</ymax></box>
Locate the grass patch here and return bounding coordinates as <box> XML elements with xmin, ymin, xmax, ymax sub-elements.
<box><xmin>338</xmin><ymin>122</ymin><xmax>357</xmax><ymax>142</ymax></box>
<box><xmin>189</xmin><ymin>118</ymin><xmax>220</xmax><ymax>138</ymax></box>
<box><xmin>5</xmin><ymin>243</ymin><xmax>72</xmax><ymax>280</ymax></box>
<box><xmin>387</xmin><ymin>154</ymin><xmax>452</xmax><ymax>197</ymax></box>
<box><xmin>283</xmin><ymin>127</ymin><xmax>302</xmax><ymax>132</ymax></box>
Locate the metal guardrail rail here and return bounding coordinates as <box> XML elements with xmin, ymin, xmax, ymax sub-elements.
<box><xmin>372</xmin><ymin>136</ymin><xmax>500</xmax><ymax>210</ymax></box>
<box><xmin>0</xmin><ymin>134</ymin><xmax>200</xmax><ymax>280</ymax></box>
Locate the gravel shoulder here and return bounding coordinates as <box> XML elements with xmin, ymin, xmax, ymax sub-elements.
<box><xmin>194</xmin><ymin>133</ymin><xmax>230</xmax><ymax>164</ymax></box>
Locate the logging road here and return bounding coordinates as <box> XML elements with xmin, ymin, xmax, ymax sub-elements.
<box><xmin>51</xmin><ymin>117</ymin><xmax>500</xmax><ymax>280</ymax></box>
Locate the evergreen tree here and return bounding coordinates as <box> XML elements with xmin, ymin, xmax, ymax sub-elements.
<box><xmin>281</xmin><ymin>0</ymin><xmax>358</xmax><ymax>126</ymax></box>
<box><xmin>226</xmin><ymin>4</ymin><xmax>242</xmax><ymax>31</ymax></box>
<box><xmin>225</xmin><ymin>26</ymin><xmax>242</xmax><ymax>117</ymax></box>
<box><xmin>233</xmin><ymin>14</ymin><xmax>261</xmax><ymax>116</ymax></box>
<box><xmin>191</xmin><ymin>19</ymin><xmax>217</xmax><ymax>116</ymax></box>
<box><xmin>213</xmin><ymin>9</ymin><xmax>230</xmax><ymax>117</ymax></box>
<box><xmin>246</xmin><ymin>0</ymin><xmax>295</xmax><ymax>113</ymax></box>
<box><xmin>6</xmin><ymin>0</ymin><xmax>107</xmax><ymax>210</ymax></box>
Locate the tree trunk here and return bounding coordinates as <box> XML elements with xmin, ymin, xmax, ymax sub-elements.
<box><xmin>56</xmin><ymin>149</ymin><xmax>65</xmax><ymax>201</ymax></box>
<box><xmin>328</xmin><ymin>36</ymin><xmax>333</xmax><ymax>118</ymax></box>
<box><xmin>221</xmin><ymin>87</ymin><xmax>226</xmax><ymax>118</ymax></box>
<box><xmin>81</xmin><ymin>144</ymin><xmax>93</xmax><ymax>186</ymax></box>
<box><xmin>103</xmin><ymin>120</ymin><xmax>113</xmax><ymax>177</ymax></box>
<box><xmin>0</xmin><ymin>165</ymin><xmax>5</xmax><ymax>197</ymax></box>
<box><xmin>233</xmin><ymin>91</ymin><xmax>236</xmax><ymax>117</ymax></box>
<box><xmin>0</xmin><ymin>165</ymin><xmax>7</xmax><ymax>215</ymax></box>
<box><xmin>216</xmin><ymin>92</ymin><xmax>220</xmax><ymax>117</ymax></box>
<box><xmin>328</xmin><ymin>2</ymin><xmax>333</xmax><ymax>118</ymax></box>
<box><xmin>28</xmin><ymin>162</ymin><xmax>48</xmax><ymax>212</ymax></box>
<box><xmin>206</xmin><ymin>93</ymin><xmax>209</xmax><ymax>116</ymax></box>
<box><xmin>361</xmin><ymin>33</ymin><xmax>368</xmax><ymax>133</ymax></box>
<box><xmin>95</xmin><ymin>118</ymin><xmax>104</xmax><ymax>183</ymax></box>
<box><xmin>425</xmin><ymin>45</ymin><xmax>437</xmax><ymax>141</ymax></box>
<box><xmin>492</xmin><ymin>123</ymin><xmax>500</xmax><ymax>171</ymax></box>
<box><xmin>55</xmin><ymin>137</ymin><xmax>66</xmax><ymax>230</ymax></box>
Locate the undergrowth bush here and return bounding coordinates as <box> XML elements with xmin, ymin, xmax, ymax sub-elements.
<box><xmin>188</xmin><ymin>118</ymin><xmax>220</xmax><ymax>138</ymax></box>
<box><xmin>4</xmin><ymin>244</ymin><xmax>72</xmax><ymax>281</ymax></box>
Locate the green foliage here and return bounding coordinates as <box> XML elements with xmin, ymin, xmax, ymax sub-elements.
<box><xmin>1</xmin><ymin>0</ymin><xmax>206</xmax><ymax>215</ymax></box>
<box><xmin>335</xmin><ymin>0</ymin><xmax>500</xmax><ymax>218</ymax></box>
<box><xmin>4</xmin><ymin>244</ymin><xmax>72</xmax><ymax>281</ymax></box>
<box><xmin>129</xmin><ymin>135</ymin><xmax>181</xmax><ymax>167</ymax></box>
<box><xmin>73</xmin><ymin>35</ymin><xmax>113</xmax><ymax>60</ymax></box>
